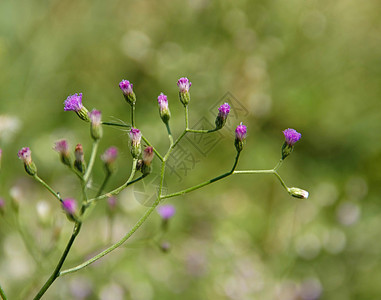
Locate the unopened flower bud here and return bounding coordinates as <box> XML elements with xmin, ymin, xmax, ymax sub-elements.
<box><xmin>129</xmin><ymin>128</ymin><xmax>142</xmax><ymax>159</ymax></box>
<box><xmin>119</xmin><ymin>80</ymin><xmax>136</xmax><ymax>105</ymax></box>
<box><xmin>288</xmin><ymin>187</ymin><xmax>309</xmax><ymax>199</ymax></box>
<box><xmin>88</xmin><ymin>109</ymin><xmax>103</xmax><ymax>140</ymax></box>
<box><xmin>64</xmin><ymin>93</ymin><xmax>90</xmax><ymax>122</ymax></box>
<box><xmin>177</xmin><ymin>77</ymin><xmax>191</xmax><ymax>106</ymax></box>
<box><xmin>107</xmin><ymin>196</ymin><xmax>117</xmax><ymax>214</ymax></box>
<box><xmin>101</xmin><ymin>146</ymin><xmax>118</xmax><ymax>174</ymax></box>
<box><xmin>61</xmin><ymin>198</ymin><xmax>77</xmax><ymax>222</ymax></box>
<box><xmin>157</xmin><ymin>93</ymin><xmax>171</xmax><ymax>124</ymax></box>
<box><xmin>234</xmin><ymin>122</ymin><xmax>247</xmax><ymax>152</ymax></box>
<box><xmin>54</xmin><ymin>140</ymin><xmax>71</xmax><ymax>167</ymax></box>
<box><xmin>74</xmin><ymin>144</ymin><xmax>86</xmax><ymax>174</ymax></box>
<box><xmin>139</xmin><ymin>146</ymin><xmax>154</xmax><ymax>175</ymax></box>
<box><xmin>18</xmin><ymin>147</ymin><xmax>37</xmax><ymax>176</ymax></box>
<box><xmin>215</xmin><ymin>103</ymin><xmax>230</xmax><ymax>129</ymax></box>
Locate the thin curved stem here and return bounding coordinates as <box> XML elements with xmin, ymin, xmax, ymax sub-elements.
<box><xmin>33</xmin><ymin>222</ymin><xmax>82</xmax><ymax>300</ymax></box>
<box><xmin>33</xmin><ymin>175</ymin><xmax>61</xmax><ymax>202</ymax></box>
<box><xmin>102</xmin><ymin>121</ymin><xmax>131</xmax><ymax>128</ymax></box>
<box><xmin>233</xmin><ymin>169</ymin><xmax>289</xmax><ymax>191</ymax></box>
<box><xmin>60</xmin><ymin>204</ymin><xmax>157</xmax><ymax>276</ymax></box>
<box><xmin>161</xmin><ymin>151</ymin><xmax>241</xmax><ymax>200</ymax></box>
<box><xmin>186</xmin><ymin>128</ymin><xmax>218</xmax><ymax>134</ymax></box>
<box><xmin>165</xmin><ymin>123</ymin><xmax>174</xmax><ymax>146</ymax></box>
<box><xmin>131</xmin><ymin>103</ymin><xmax>136</xmax><ymax>127</ymax></box>
<box><xmin>96</xmin><ymin>171</ymin><xmax>111</xmax><ymax>197</ymax></box>
<box><xmin>87</xmin><ymin>159</ymin><xmax>139</xmax><ymax>204</ymax></box>
<box><xmin>84</xmin><ymin>140</ymin><xmax>99</xmax><ymax>184</ymax></box>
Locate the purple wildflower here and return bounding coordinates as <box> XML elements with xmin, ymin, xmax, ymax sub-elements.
<box><xmin>235</xmin><ymin>122</ymin><xmax>247</xmax><ymax>142</ymax></box>
<box><xmin>129</xmin><ymin>128</ymin><xmax>142</xmax><ymax>147</ymax></box>
<box><xmin>215</xmin><ymin>103</ymin><xmax>230</xmax><ymax>129</ymax></box>
<box><xmin>177</xmin><ymin>77</ymin><xmax>191</xmax><ymax>93</ymax></box>
<box><xmin>157</xmin><ymin>93</ymin><xmax>169</xmax><ymax>111</ymax></box>
<box><xmin>119</xmin><ymin>80</ymin><xmax>134</xmax><ymax>96</ymax></box>
<box><xmin>18</xmin><ymin>147</ymin><xmax>32</xmax><ymax>164</ymax></box>
<box><xmin>157</xmin><ymin>204</ymin><xmax>176</xmax><ymax>220</ymax></box>
<box><xmin>64</xmin><ymin>93</ymin><xmax>83</xmax><ymax>111</ymax></box>
<box><xmin>283</xmin><ymin>128</ymin><xmax>301</xmax><ymax>146</ymax></box>
<box><xmin>54</xmin><ymin>140</ymin><xmax>69</xmax><ymax>155</ymax></box>
<box><xmin>62</xmin><ymin>198</ymin><xmax>77</xmax><ymax>216</ymax></box>
<box><xmin>101</xmin><ymin>147</ymin><xmax>118</xmax><ymax>164</ymax></box>
<box><xmin>218</xmin><ymin>103</ymin><xmax>230</xmax><ymax>118</ymax></box>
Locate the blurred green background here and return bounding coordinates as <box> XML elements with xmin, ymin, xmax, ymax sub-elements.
<box><xmin>0</xmin><ymin>0</ymin><xmax>380</xmax><ymax>299</ymax></box>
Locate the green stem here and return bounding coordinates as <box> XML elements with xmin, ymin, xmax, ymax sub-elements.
<box><xmin>96</xmin><ymin>171</ymin><xmax>111</xmax><ymax>197</ymax></box>
<box><xmin>83</xmin><ymin>140</ymin><xmax>99</xmax><ymax>184</ymax></box>
<box><xmin>33</xmin><ymin>175</ymin><xmax>61</xmax><ymax>202</ymax></box>
<box><xmin>33</xmin><ymin>222</ymin><xmax>82</xmax><ymax>300</ymax></box>
<box><xmin>185</xmin><ymin>106</ymin><xmax>189</xmax><ymax>129</ymax></box>
<box><xmin>186</xmin><ymin>128</ymin><xmax>218</xmax><ymax>133</ymax></box>
<box><xmin>102</xmin><ymin>121</ymin><xmax>131</xmax><ymax>128</ymax></box>
<box><xmin>161</xmin><ymin>151</ymin><xmax>241</xmax><ymax>200</ymax></box>
<box><xmin>60</xmin><ymin>203</ymin><xmax>158</xmax><ymax>276</ymax></box>
<box><xmin>0</xmin><ymin>283</ymin><xmax>7</xmax><ymax>300</ymax></box>
<box><xmin>87</xmin><ymin>159</ymin><xmax>139</xmax><ymax>204</ymax></box>
<box><xmin>165</xmin><ymin>123</ymin><xmax>174</xmax><ymax>146</ymax></box>
<box><xmin>233</xmin><ymin>169</ymin><xmax>289</xmax><ymax>191</ymax></box>
<box><xmin>131</xmin><ymin>103</ymin><xmax>136</xmax><ymax>127</ymax></box>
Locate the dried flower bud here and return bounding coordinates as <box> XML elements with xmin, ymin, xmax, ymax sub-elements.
<box><xmin>54</xmin><ymin>139</ymin><xmax>71</xmax><ymax>167</ymax></box>
<box><xmin>234</xmin><ymin>122</ymin><xmax>247</xmax><ymax>152</ymax></box>
<box><xmin>288</xmin><ymin>187</ymin><xmax>309</xmax><ymax>199</ymax></box>
<box><xmin>62</xmin><ymin>198</ymin><xmax>77</xmax><ymax>222</ymax></box>
<box><xmin>74</xmin><ymin>144</ymin><xmax>86</xmax><ymax>174</ymax></box>
<box><xmin>129</xmin><ymin>128</ymin><xmax>142</xmax><ymax>159</ymax></box>
<box><xmin>281</xmin><ymin>128</ymin><xmax>302</xmax><ymax>160</ymax></box>
<box><xmin>157</xmin><ymin>93</ymin><xmax>171</xmax><ymax>124</ymax></box>
<box><xmin>64</xmin><ymin>93</ymin><xmax>90</xmax><ymax>122</ymax></box>
<box><xmin>119</xmin><ymin>79</ymin><xmax>136</xmax><ymax>105</ymax></box>
<box><xmin>101</xmin><ymin>147</ymin><xmax>118</xmax><ymax>174</ymax></box>
<box><xmin>138</xmin><ymin>146</ymin><xmax>154</xmax><ymax>175</ymax></box>
<box><xmin>18</xmin><ymin>147</ymin><xmax>37</xmax><ymax>176</ymax></box>
<box><xmin>88</xmin><ymin>109</ymin><xmax>103</xmax><ymax>140</ymax></box>
<box><xmin>215</xmin><ymin>103</ymin><xmax>230</xmax><ymax>129</ymax></box>
<box><xmin>177</xmin><ymin>77</ymin><xmax>191</xmax><ymax>106</ymax></box>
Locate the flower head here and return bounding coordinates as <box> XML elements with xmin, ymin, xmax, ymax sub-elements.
<box><xmin>0</xmin><ymin>198</ymin><xmax>5</xmax><ymax>214</ymax></box>
<box><xmin>54</xmin><ymin>140</ymin><xmax>69</xmax><ymax>155</ymax></box>
<box><xmin>157</xmin><ymin>204</ymin><xmax>176</xmax><ymax>220</ymax></box>
<box><xmin>62</xmin><ymin>198</ymin><xmax>77</xmax><ymax>219</ymax></box>
<box><xmin>234</xmin><ymin>122</ymin><xmax>247</xmax><ymax>152</ymax></box>
<box><xmin>215</xmin><ymin>103</ymin><xmax>231</xmax><ymax>129</ymax></box>
<box><xmin>157</xmin><ymin>93</ymin><xmax>171</xmax><ymax>123</ymax></box>
<box><xmin>283</xmin><ymin>128</ymin><xmax>301</xmax><ymax>146</ymax></box>
<box><xmin>129</xmin><ymin>128</ymin><xmax>142</xmax><ymax>147</ymax></box>
<box><xmin>177</xmin><ymin>77</ymin><xmax>192</xmax><ymax>93</ymax></box>
<box><xmin>64</xmin><ymin>93</ymin><xmax>83</xmax><ymax>112</ymax></box>
<box><xmin>157</xmin><ymin>93</ymin><xmax>168</xmax><ymax>111</ymax></box>
<box><xmin>18</xmin><ymin>147</ymin><xmax>32</xmax><ymax>164</ymax></box>
<box><xmin>288</xmin><ymin>187</ymin><xmax>309</xmax><ymax>199</ymax></box>
<box><xmin>74</xmin><ymin>144</ymin><xmax>86</xmax><ymax>174</ymax></box>
<box><xmin>107</xmin><ymin>196</ymin><xmax>117</xmax><ymax>210</ymax></box>
<box><xmin>119</xmin><ymin>80</ymin><xmax>134</xmax><ymax>96</ymax></box>
<box><xmin>119</xmin><ymin>80</ymin><xmax>136</xmax><ymax>105</ymax></box>
<box><xmin>101</xmin><ymin>147</ymin><xmax>118</xmax><ymax>164</ymax></box>
<box><xmin>235</xmin><ymin>122</ymin><xmax>247</xmax><ymax>141</ymax></box>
